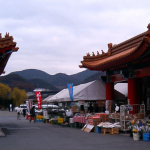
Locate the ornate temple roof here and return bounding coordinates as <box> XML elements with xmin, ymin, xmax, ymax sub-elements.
<box><xmin>80</xmin><ymin>24</ymin><xmax>150</xmax><ymax>71</ymax></box>
<box><xmin>0</xmin><ymin>32</ymin><xmax>19</xmax><ymax>75</ymax></box>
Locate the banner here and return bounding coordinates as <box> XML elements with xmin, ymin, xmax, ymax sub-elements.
<box><xmin>36</xmin><ymin>91</ymin><xmax>42</xmax><ymax>110</ymax></box>
<box><xmin>26</xmin><ymin>100</ymin><xmax>33</xmax><ymax>113</ymax></box>
<box><xmin>67</xmin><ymin>83</ymin><xmax>73</xmax><ymax>101</ymax></box>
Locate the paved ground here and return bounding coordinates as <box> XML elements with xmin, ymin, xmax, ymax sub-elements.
<box><xmin>0</xmin><ymin>110</ymin><xmax>150</xmax><ymax>150</ymax></box>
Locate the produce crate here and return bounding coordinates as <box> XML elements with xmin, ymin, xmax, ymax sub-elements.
<box><xmin>52</xmin><ymin>120</ymin><xmax>58</xmax><ymax>125</ymax></box>
<box><xmin>70</xmin><ymin>123</ymin><xmax>75</xmax><ymax>128</ymax></box>
<box><xmin>101</xmin><ymin>128</ymin><xmax>111</xmax><ymax>135</ymax></box>
<box><xmin>36</xmin><ymin>119</ymin><xmax>42</xmax><ymax>122</ymax></box>
<box><xmin>111</xmin><ymin>128</ymin><xmax>119</xmax><ymax>134</ymax></box>
<box><xmin>57</xmin><ymin>118</ymin><xmax>64</xmax><ymax>124</ymax></box>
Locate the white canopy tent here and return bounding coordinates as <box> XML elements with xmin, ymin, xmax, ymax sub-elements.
<box><xmin>114</xmin><ymin>83</ymin><xmax>128</xmax><ymax>97</ymax></box>
<box><xmin>45</xmin><ymin>80</ymin><xmax>106</xmax><ymax>103</ymax></box>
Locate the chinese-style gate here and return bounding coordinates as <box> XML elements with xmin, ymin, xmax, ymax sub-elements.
<box><xmin>0</xmin><ymin>32</ymin><xmax>19</xmax><ymax>75</ymax></box>
<box><xmin>80</xmin><ymin>24</ymin><xmax>150</xmax><ymax>113</ymax></box>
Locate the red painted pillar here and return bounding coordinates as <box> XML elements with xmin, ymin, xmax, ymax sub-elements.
<box><xmin>106</xmin><ymin>82</ymin><xmax>114</xmax><ymax>100</ymax></box>
<box><xmin>128</xmin><ymin>78</ymin><xmax>136</xmax><ymax>105</ymax></box>
<box><xmin>128</xmin><ymin>78</ymin><xmax>137</xmax><ymax>114</ymax></box>
<box><xmin>106</xmin><ymin>82</ymin><xmax>114</xmax><ymax>113</ymax></box>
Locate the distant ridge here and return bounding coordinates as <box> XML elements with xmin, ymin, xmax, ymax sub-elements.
<box><xmin>0</xmin><ymin>69</ymin><xmax>105</xmax><ymax>91</ymax></box>
<box><xmin>12</xmin><ymin>69</ymin><xmax>103</xmax><ymax>89</ymax></box>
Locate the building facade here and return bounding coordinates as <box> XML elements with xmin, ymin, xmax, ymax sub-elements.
<box><xmin>0</xmin><ymin>32</ymin><xmax>19</xmax><ymax>75</ymax></box>
<box><xmin>80</xmin><ymin>24</ymin><xmax>150</xmax><ymax>114</ymax></box>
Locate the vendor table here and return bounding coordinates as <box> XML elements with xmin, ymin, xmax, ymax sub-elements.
<box><xmin>73</xmin><ymin>116</ymin><xmax>86</xmax><ymax>124</ymax></box>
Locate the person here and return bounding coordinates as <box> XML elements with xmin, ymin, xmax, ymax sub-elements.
<box><xmin>29</xmin><ymin>106</ymin><xmax>36</xmax><ymax>123</ymax></box>
<box><xmin>115</xmin><ymin>104</ymin><xmax>119</xmax><ymax>113</ymax></box>
<box><xmin>80</xmin><ymin>105</ymin><xmax>85</xmax><ymax>114</ymax></box>
<box><xmin>88</xmin><ymin>103</ymin><xmax>94</xmax><ymax>113</ymax></box>
<box><xmin>23</xmin><ymin>108</ymin><xmax>26</xmax><ymax>117</ymax></box>
<box><xmin>94</xmin><ymin>103</ymin><xmax>99</xmax><ymax>113</ymax></box>
<box><xmin>17</xmin><ymin>109</ymin><xmax>21</xmax><ymax>120</ymax></box>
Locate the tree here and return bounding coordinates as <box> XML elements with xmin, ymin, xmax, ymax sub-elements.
<box><xmin>0</xmin><ymin>83</ymin><xmax>11</xmax><ymax>108</ymax></box>
<box><xmin>0</xmin><ymin>83</ymin><xmax>11</xmax><ymax>99</ymax></box>
<box><xmin>11</xmin><ymin>87</ymin><xmax>27</xmax><ymax>106</ymax></box>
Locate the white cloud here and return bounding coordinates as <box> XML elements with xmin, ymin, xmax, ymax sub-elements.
<box><xmin>1</xmin><ymin>0</ymin><xmax>150</xmax><ymax>75</ymax></box>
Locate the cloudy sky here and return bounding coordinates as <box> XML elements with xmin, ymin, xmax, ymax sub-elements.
<box><xmin>1</xmin><ymin>0</ymin><xmax>150</xmax><ymax>75</ymax></box>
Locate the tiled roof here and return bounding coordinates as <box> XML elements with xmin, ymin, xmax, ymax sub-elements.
<box><xmin>0</xmin><ymin>33</ymin><xmax>19</xmax><ymax>75</ymax></box>
<box><xmin>80</xmin><ymin>24</ymin><xmax>150</xmax><ymax>71</ymax></box>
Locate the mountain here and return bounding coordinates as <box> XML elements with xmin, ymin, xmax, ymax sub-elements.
<box><xmin>81</xmin><ymin>72</ymin><xmax>106</xmax><ymax>84</ymax></box>
<box><xmin>0</xmin><ymin>74</ymin><xmax>34</xmax><ymax>91</ymax></box>
<box><xmin>0</xmin><ymin>73</ymin><xmax>59</xmax><ymax>92</ymax></box>
<box><xmin>71</xmin><ymin>69</ymin><xmax>100</xmax><ymax>83</ymax></box>
<box><xmin>12</xmin><ymin>69</ymin><xmax>101</xmax><ymax>89</ymax></box>
<box><xmin>0</xmin><ymin>69</ymin><xmax>105</xmax><ymax>91</ymax></box>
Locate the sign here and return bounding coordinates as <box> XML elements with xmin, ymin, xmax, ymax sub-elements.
<box><xmin>122</xmin><ymin>105</ymin><xmax>133</xmax><ymax>111</ymax></box>
<box><xmin>67</xmin><ymin>83</ymin><xmax>73</xmax><ymax>101</ymax></box>
<box><xmin>26</xmin><ymin>100</ymin><xmax>33</xmax><ymax>113</ymax></box>
<box><xmin>36</xmin><ymin>91</ymin><xmax>42</xmax><ymax>110</ymax></box>
<box><xmin>125</xmin><ymin>105</ymin><xmax>133</xmax><ymax>111</ymax></box>
<box><xmin>26</xmin><ymin>101</ymin><xmax>29</xmax><ymax>113</ymax></box>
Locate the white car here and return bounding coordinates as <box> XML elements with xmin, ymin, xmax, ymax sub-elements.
<box><xmin>14</xmin><ymin>107</ymin><xmax>19</xmax><ymax>112</ymax></box>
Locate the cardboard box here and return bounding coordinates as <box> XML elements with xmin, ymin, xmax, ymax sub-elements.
<box><xmin>101</xmin><ymin>114</ymin><xmax>109</xmax><ymax>122</ymax></box>
<box><xmin>137</xmin><ymin>113</ymin><xmax>145</xmax><ymax>119</ymax></box>
<box><xmin>93</xmin><ymin>118</ymin><xmax>101</xmax><ymax>126</ymax></box>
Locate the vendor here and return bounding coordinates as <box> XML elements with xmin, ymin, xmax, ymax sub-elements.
<box><xmin>115</xmin><ymin>104</ymin><xmax>120</xmax><ymax>113</ymax></box>
<box><xmin>94</xmin><ymin>103</ymin><xmax>99</xmax><ymax>112</ymax></box>
<box><xmin>88</xmin><ymin>103</ymin><xmax>94</xmax><ymax>113</ymax></box>
<box><xmin>80</xmin><ymin>105</ymin><xmax>85</xmax><ymax>114</ymax></box>
<box><xmin>71</xmin><ymin>104</ymin><xmax>77</xmax><ymax>115</ymax></box>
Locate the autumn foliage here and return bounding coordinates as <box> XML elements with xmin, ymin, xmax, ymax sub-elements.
<box><xmin>0</xmin><ymin>83</ymin><xmax>27</xmax><ymax>108</ymax></box>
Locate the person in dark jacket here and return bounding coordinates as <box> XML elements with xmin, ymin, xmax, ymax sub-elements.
<box><xmin>23</xmin><ymin>108</ymin><xmax>26</xmax><ymax>117</ymax></box>
<box><xmin>88</xmin><ymin>103</ymin><xmax>94</xmax><ymax>113</ymax></box>
<box><xmin>30</xmin><ymin>106</ymin><xmax>36</xmax><ymax>123</ymax></box>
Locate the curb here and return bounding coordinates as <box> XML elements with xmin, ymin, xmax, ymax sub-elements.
<box><xmin>0</xmin><ymin>128</ymin><xmax>5</xmax><ymax>136</ymax></box>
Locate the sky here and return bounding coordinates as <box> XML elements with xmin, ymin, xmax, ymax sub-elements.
<box><xmin>0</xmin><ymin>0</ymin><xmax>150</xmax><ymax>75</ymax></box>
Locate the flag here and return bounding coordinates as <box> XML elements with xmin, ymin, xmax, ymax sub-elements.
<box><xmin>67</xmin><ymin>83</ymin><xmax>73</xmax><ymax>101</ymax></box>
<box><xmin>36</xmin><ymin>91</ymin><xmax>42</xmax><ymax>110</ymax></box>
<box><xmin>26</xmin><ymin>100</ymin><xmax>33</xmax><ymax>113</ymax></box>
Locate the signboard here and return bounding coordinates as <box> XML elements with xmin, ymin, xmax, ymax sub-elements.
<box><xmin>26</xmin><ymin>100</ymin><xmax>33</xmax><ymax>113</ymax></box>
<box><xmin>125</xmin><ymin>105</ymin><xmax>133</xmax><ymax>111</ymax></box>
<box><xmin>36</xmin><ymin>91</ymin><xmax>42</xmax><ymax>110</ymax></box>
<box><xmin>67</xmin><ymin>83</ymin><xmax>73</xmax><ymax>101</ymax></box>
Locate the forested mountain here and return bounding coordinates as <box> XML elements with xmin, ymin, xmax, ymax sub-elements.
<box><xmin>0</xmin><ymin>69</ymin><xmax>105</xmax><ymax>91</ymax></box>
<box><xmin>11</xmin><ymin>69</ymin><xmax>103</xmax><ymax>89</ymax></box>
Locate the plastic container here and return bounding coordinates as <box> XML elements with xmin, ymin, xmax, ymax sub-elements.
<box><xmin>52</xmin><ymin>120</ymin><xmax>58</xmax><ymax>125</ymax></box>
<box><xmin>69</xmin><ymin>118</ymin><xmax>74</xmax><ymax>123</ymax></box>
<box><xmin>70</xmin><ymin>123</ymin><xmax>75</xmax><ymax>128</ymax></box>
<box><xmin>133</xmin><ymin>133</ymin><xmax>140</xmax><ymax>141</ymax></box>
<box><xmin>95</xmin><ymin>126</ymin><xmax>101</xmax><ymax>133</ymax></box>
<box><xmin>143</xmin><ymin>133</ymin><xmax>149</xmax><ymax>141</ymax></box>
<box><xmin>57</xmin><ymin>118</ymin><xmax>64</xmax><ymax>124</ymax></box>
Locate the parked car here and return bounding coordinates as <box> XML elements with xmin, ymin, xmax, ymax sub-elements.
<box><xmin>14</xmin><ymin>104</ymin><xmax>27</xmax><ymax>112</ymax></box>
<box><xmin>14</xmin><ymin>106</ymin><xmax>19</xmax><ymax>112</ymax></box>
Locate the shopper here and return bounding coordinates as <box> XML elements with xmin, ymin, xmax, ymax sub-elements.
<box><xmin>29</xmin><ymin>106</ymin><xmax>36</xmax><ymax>123</ymax></box>
<box><xmin>17</xmin><ymin>109</ymin><xmax>21</xmax><ymax>120</ymax></box>
<box><xmin>23</xmin><ymin>108</ymin><xmax>26</xmax><ymax>117</ymax></box>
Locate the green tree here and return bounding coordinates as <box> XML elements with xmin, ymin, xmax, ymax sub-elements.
<box><xmin>0</xmin><ymin>83</ymin><xmax>11</xmax><ymax>99</ymax></box>
<box><xmin>11</xmin><ymin>87</ymin><xmax>27</xmax><ymax>106</ymax></box>
<box><xmin>0</xmin><ymin>83</ymin><xmax>11</xmax><ymax>107</ymax></box>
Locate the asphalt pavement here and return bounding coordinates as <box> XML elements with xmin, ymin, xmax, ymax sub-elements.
<box><xmin>0</xmin><ymin>110</ymin><xmax>150</xmax><ymax>150</ymax></box>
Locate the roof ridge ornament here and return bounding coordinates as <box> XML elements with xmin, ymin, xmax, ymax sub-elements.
<box><xmin>5</xmin><ymin>32</ymin><xmax>9</xmax><ymax>37</ymax></box>
<box><xmin>108</xmin><ymin>43</ymin><xmax>112</xmax><ymax>56</ymax></box>
<box><xmin>86</xmin><ymin>52</ymin><xmax>90</xmax><ymax>56</ymax></box>
<box><xmin>92</xmin><ymin>52</ymin><xmax>95</xmax><ymax>56</ymax></box>
<box><xmin>147</xmin><ymin>23</ymin><xmax>150</xmax><ymax>30</ymax></box>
